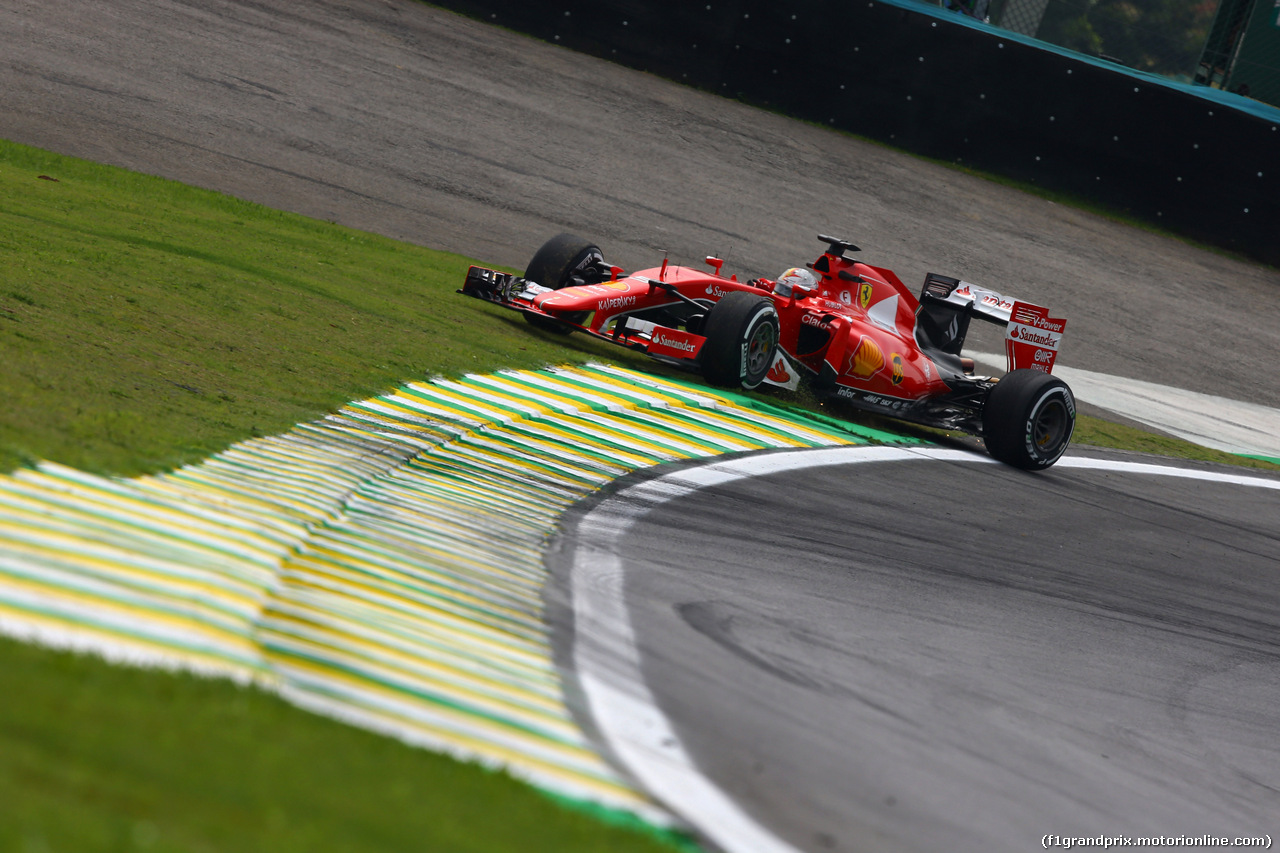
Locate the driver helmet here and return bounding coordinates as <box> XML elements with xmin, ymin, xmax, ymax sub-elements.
<box><xmin>774</xmin><ymin>267</ymin><xmax>816</xmax><ymax>298</ymax></box>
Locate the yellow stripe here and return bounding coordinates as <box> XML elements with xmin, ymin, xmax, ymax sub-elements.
<box><xmin>376</xmin><ymin>391</ymin><xmax>494</xmax><ymax>429</ymax></box>
<box><xmin>494</xmin><ymin>419</ymin><xmax>656</xmax><ymax>468</ymax></box>
<box><xmin>463</xmin><ymin>375</ymin><xmax>583</xmax><ymax>418</ymax></box>
<box><xmin>0</xmin><ymin>574</ymin><xmax>262</xmax><ymax>657</ymax></box>
<box><xmin>0</xmin><ymin>605</ymin><xmax>270</xmax><ymax>680</ymax></box>
<box><xmin>574</xmin><ymin>410</ymin><xmax>707</xmax><ymax>457</ymax></box>
<box><xmin>423</xmin><ymin>382</ymin><xmax>549</xmax><ymax>425</ymax></box>
<box><xmin>299</xmin><ymin>541</ymin><xmax>545</xmax><ymax>613</ymax></box>
<box><xmin>1</xmin><ymin>478</ymin><xmax>286</xmax><ymax>562</ymax></box>
<box><xmin>273</xmin><ymin>573</ymin><xmax>547</xmax><ymax>652</ymax></box>
<box><xmin>0</xmin><ymin>539</ymin><xmax>265</xmax><ymax>619</ymax></box>
<box><xmin>267</xmin><ymin>654</ymin><xmax>610</xmax><ymax>771</ymax></box>
<box><xmin>266</xmin><ymin>598</ymin><xmax>558</xmax><ymax>685</ymax></box>
<box><xmin>261</xmin><ymin>612</ymin><xmax>566</xmax><ymax>719</ymax></box>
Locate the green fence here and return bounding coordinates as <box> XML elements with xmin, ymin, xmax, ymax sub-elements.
<box><xmin>1197</xmin><ymin>0</ymin><xmax>1280</xmax><ymax>105</ymax></box>
<box><xmin>926</xmin><ymin>0</ymin><xmax>1280</xmax><ymax>107</ymax></box>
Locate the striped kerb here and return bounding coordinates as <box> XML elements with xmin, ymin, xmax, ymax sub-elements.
<box><xmin>0</xmin><ymin>364</ymin><xmax>916</xmax><ymax>823</ymax></box>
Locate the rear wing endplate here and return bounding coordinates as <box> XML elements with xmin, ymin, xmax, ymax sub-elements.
<box><xmin>918</xmin><ymin>274</ymin><xmax>1065</xmax><ymax>373</ymax></box>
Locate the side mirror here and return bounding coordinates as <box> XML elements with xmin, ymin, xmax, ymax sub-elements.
<box><xmin>774</xmin><ymin>280</ymin><xmax>814</xmax><ymax>299</ymax></box>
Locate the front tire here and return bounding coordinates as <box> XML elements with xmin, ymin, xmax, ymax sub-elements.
<box><xmin>982</xmin><ymin>369</ymin><xmax>1076</xmax><ymax>470</ymax></box>
<box><xmin>522</xmin><ymin>233</ymin><xmax>603</xmax><ymax>334</ymax></box>
<box><xmin>700</xmin><ymin>292</ymin><xmax>780</xmax><ymax>391</ymax></box>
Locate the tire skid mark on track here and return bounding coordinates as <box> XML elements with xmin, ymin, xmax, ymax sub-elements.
<box><xmin>0</xmin><ymin>363</ymin><xmax>905</xmax><ymax>827</ymax></box>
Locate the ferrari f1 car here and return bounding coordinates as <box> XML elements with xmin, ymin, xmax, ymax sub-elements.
<box><xmin>460</xmin><ymin>233</ymin><xmax>1076</xmax><ymax>469</ymax></box>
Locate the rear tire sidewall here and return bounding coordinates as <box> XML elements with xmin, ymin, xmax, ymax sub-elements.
<box><xmin>983</xmin><ymin>369</ymin><xmax>1076</xmax><ymax>469</ymax></box>
<box><xmin>522</xmin><ymin>233</ymin><xmax>602</xmax><ymax>334</ymax></box>
<box><xmin>700</xmin><ymin>292</ymin><xmax>779</xmax><ymax>391</ymax></box>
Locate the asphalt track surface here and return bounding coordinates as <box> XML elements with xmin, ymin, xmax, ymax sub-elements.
<box><xmin>559</xmin><ymin>449</ymin><xmax>1280</xmax><ymax>852</ymax></box>
<box><xmin>4</xmin><ymin>2</ymin><xmax>1280</xmax><ymax>850</ymax></box>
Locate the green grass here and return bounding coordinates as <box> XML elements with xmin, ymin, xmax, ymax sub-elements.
<box><xmin>0</xmin><ymin>636</ymin><xmax>689</xmax><ymax>853</ymax></box>
<box><xmin>0</xmin><ymin>140</ymin><xmax>661</xmax><ymax>477</ymax></box>
<box><xmin>0</xmin><ymin>136</ymin><xmax>1276</xmax><ymax>853</ymax></box>
<box><xmin>1073</xmin><ymin>413</ymin><xmax>1280</xmax><ymax>469</ymax></box>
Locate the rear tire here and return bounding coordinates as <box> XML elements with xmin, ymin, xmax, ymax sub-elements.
<box><xmin>982</xmin><ymin>369</ymin><xmax>1076</xmax><ymax>470</ymax></box>
<box><xmin>700</xmin><ymin>292</ymin><xmax>779</xmax><ymax>391</ymax></box>
<box><xmin>522</xmin><ymin>233</ymin><xmax>603</xmax><ymax>334</ymax></box>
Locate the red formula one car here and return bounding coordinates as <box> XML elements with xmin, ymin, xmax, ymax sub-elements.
<box><xmin>460</xmin><ymin>233</ymin><xmax>1076</xmax><ymax>469</ymax></box>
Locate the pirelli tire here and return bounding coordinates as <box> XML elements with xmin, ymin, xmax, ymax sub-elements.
<box><xmin>522</xmin><ymin>233</ymin><xmax>602</xmax><ymax>334</ymax></box>
<box><xmin>982</xmin><ymin>369</ymin><xmax>1076</xmax><ymax>470</ymax></box>
<box><xmin>700</xmin><ymin>292</ymin><xmax>780</xmax><ymax>391</ymax></box>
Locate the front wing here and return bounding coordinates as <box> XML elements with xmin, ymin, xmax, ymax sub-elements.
<box><xmin>459</xmin><ymin>265</ymin><xmax>709</xmax><ymax>361</ymax></box>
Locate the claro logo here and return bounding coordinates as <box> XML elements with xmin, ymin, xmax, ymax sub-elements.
<box><xmin>598</xmin><ymin>295</ymin><xmax>637</xmax><ymax>310</ymax></box>
<box><xmin>801</xmin><ymin>314</ymin><xmax>831</xmax><ymax>331</ymax></box>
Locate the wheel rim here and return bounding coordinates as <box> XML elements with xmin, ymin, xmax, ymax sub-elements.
<box><xmin>746</xmin><ymin>321</ymin><xmax>777</xmax><ymax>376</ymax></box>
<box><xmin>566</xmin><ymin>251</ymin><xmax>604</xmax><ymax>286</ymax></box>
<box><xmin>1032</xmin><ymin>398</ymin><xmax>1070</xmax><ymax>453</ymax></box>
<box><xmin>557</xmin><ymin>251</ymin><xmax>602</xmax><ymax>324</ymax></box>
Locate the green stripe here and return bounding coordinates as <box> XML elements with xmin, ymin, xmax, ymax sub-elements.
<box><xmin>280</xmin><ymin>552</ymin><xmax>544</xmax><ymax>636</ymax></box>
<box><xmin>0</xmin><ymin>599</ymin><xmax>265</xmax><ymax>671</ymax></box>
<box><xmin>261</xmin><ymin>612</ymin><xmax>563</xmax><ymax>718</ymax></box>
<box><xmin>262</xmin><ymin>641</ymin><xmax>579</xmax><ymax>745</ymax></box>
<box><xmin>494</xmin><ymin>372</ymin><xmax>639</xmax><ymax>414</ymax></box>
<box><xmin>266</xmin><ymin>598</ymin><xmax>557</xmax><ymax>688</ymax></box>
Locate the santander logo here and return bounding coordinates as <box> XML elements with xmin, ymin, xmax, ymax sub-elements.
<box><xmin>1012</xmin><ymin>327</ymin><xmax>1060</xmax><ymax>347</ymax></box>
<box><xmin>705</xmin><ymin>284</ymin><xmax>732</xmax><ymax>298</ymax></box>
<box><xmin>653</xmin><ymin>331</ymin><xmax>697</xmax><ymax>352</ymax></box>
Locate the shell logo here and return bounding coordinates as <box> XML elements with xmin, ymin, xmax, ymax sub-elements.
<box><xmin>844</xmin><ymin>335</ymin><xmax>885</xmax><ymax>379</ymax></box>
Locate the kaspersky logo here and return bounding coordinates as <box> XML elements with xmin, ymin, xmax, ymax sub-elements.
<box><xmin>598</xmin><ymin>295</ymin><xmax>637</xmax><ymax>310</ymax></box>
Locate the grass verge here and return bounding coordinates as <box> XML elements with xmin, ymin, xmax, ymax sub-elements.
<box><xmin>0</xmin><ymin>636</ymin><xmax>689</xmax><ymax>853</ymax></box>
<box><xmin>0</xmin><ymin>140</ymin><xmax>665</xmax><ymax>476</ymax></box>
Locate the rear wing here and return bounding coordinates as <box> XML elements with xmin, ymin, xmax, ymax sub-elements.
<box><xmin>917</xmin><ymin>273</ymin><xmax>1065</xmax><ymax>374</ymax></box>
